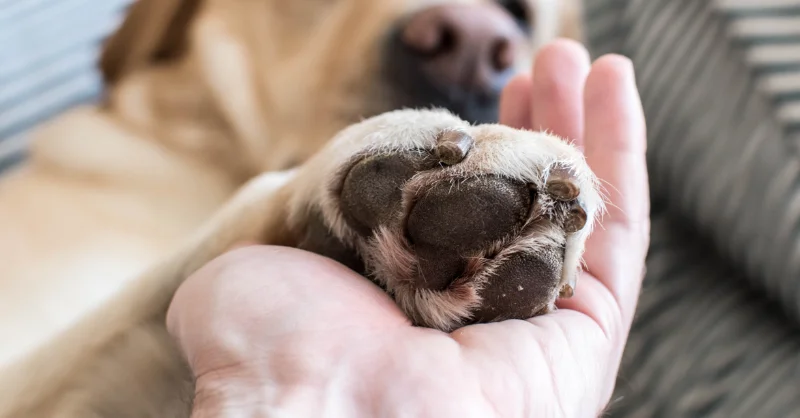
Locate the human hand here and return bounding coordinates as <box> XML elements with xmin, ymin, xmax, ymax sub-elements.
<box><xmin>166</xmin><ymin>39</ymin><xmax>649</xmax><ymax>418</ymax></box>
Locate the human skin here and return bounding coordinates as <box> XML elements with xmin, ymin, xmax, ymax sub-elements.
<box><xmin>166</xmin><ymin>39</ymin><xmax>650</xmax><ymax>418</ymax></box>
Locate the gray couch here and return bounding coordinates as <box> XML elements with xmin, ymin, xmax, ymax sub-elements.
<box><xmin>588</xmin><ymin>1</ymin><xmax>800</xmax><ymax>416</ymax></box>
<box><xmin>2</xmin><ymin>1</ymin><xmax>799</xmax><ymax>416</ymax></box>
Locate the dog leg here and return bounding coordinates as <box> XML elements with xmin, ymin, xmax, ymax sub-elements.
<box><xmin>2</xmin><ymin>171</ymin><xmax>296</xmax><ymax>418</ymax></box>
<box><xmin>6</xmin><ymin>109</ymin><xmax>602</xmax><ymax>417</ymax></box>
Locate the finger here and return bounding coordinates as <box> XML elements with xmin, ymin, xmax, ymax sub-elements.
<box><xmin>582</xmin><ymin>54</ymin><xmax>649</xmax><ymax>325</ymax></box>
<box><xmin>531</xmin><ymin>39</ymin><xmax>591</xmax><ymax>147</ymax></box>
<box><xmin>499</xmin><ymin>72</ymin><xmax>533</xmax><ymax>130</ymax></box>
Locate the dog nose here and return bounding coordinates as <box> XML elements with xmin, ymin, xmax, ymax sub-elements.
<box><xmin>399</xmin><ymin>4</ymin><xmax>524</xmax><ymax>95</ymax></box>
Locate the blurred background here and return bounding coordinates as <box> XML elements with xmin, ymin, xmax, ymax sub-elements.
<box><xmin>2</xmin><ymin>1</ymin><xmax>800</xmax><ymax>416</ymax></box>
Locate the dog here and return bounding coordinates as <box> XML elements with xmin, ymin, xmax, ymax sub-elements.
<box><xmin>0</xmin><ymin>0</ymin><xmax>589</xmax><ymax>416</ymax></box>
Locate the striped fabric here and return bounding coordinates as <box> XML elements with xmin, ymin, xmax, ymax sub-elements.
<box><xmin>0</xmin><ymin>0</ymin><xmax>133</xmax><ymax>172</ymax></box>
<box><xmin>611</xmin><ymin>214</ymin><xmax>800</xmax><ymax>417</ymax></box>
<box><xmin>586</xmin><ymin>1</ymin><xmax>800</xmax><ymax>416</ymax></box>
<box><xmin>722</xmin><ymin>0</ymin><xmax>800</xmax><ymax>136</ymax></box>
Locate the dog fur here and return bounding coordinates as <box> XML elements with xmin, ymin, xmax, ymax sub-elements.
<box><xmin>0</xmin><ymin>0</ymin><xmax>587</xmax><ymax>416</ymax></box>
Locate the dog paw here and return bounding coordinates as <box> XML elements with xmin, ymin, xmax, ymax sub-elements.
<box><xmin>289</xmin><ymin>109</ymin><xmax>602</xmax><ymax>331</ymax></box>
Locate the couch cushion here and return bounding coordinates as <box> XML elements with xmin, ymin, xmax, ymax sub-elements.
<box><xmin>586</xmin><ymin>1</ymin><xmax>800</xmax><ymax>416</ymax></box>
<box><xmin>589</xmin><ymin>0</ymin><xmax>800</xmax><ymax>323</ymax></box>
<box><xmin>610</xmin><ymin>213</ymin><xmax>800</xmax><ymax>417</ymax></box>
<box><xmin>722</xmin><ymin>0</ymin><xmax>800</xmax><ymax>135</ymax></box>
<box><xmin>0</xmin><ymin>0</ymin><xmax>133</xmax><ymax>173</ymax></box>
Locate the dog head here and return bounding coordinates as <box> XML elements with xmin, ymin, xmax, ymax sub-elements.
<box><xmin>100</xmin><ymin>0</ymin><xmax>583</xmax><ymax>175</ymax></box>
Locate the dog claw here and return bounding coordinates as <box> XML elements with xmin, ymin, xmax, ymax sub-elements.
<box><xmin>546</xmin><ymin>166</ymin><xmax>580</xmax><ymax>202</ymax></box>
<box><xmin>435</xmin><ymin>130</ymin><xmax>474</xmax><ymax>165</ymax></box>
<box><xmin>564</xmin><ymin>201</ymin><xmax>587</xmax><ymax>233</ymax></box>
<box><xmin>559</xmin><ymin>283</ymin><xmax>574</xmax><ymax>298</ymax></box>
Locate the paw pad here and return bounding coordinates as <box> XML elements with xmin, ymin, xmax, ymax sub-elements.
<box><xmin>311</xmin><ymin>119</ymin><xmax>598</xmax><ymax>331</ymax></box>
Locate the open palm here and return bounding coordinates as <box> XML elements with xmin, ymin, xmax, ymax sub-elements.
<box><xmin>167</xmin><ymin>40</ymin><xmax>650</xmax><ymax>418</ymax></box>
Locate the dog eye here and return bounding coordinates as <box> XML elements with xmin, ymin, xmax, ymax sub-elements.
<box><xmin>497</xmin><ymin>0</ymin><xmax>532</xmax><ymax>31</ymax></box>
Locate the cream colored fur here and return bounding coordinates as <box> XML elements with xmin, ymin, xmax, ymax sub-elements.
<box><xmin>0</xmin><ymin>0</ymin><xmax>586</xmax><ymax>416</ymax></box>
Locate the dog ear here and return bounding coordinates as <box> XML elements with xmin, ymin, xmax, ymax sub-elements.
<box><xmin>99</xmin><ymin>0</ymin><xmax>204</xmax><ymax>85</ymax></box>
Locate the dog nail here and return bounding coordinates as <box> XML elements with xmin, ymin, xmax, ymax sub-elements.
<box><xmin>435</xmin><ymin>130</ymin><xmax>474</xmax><ymax>165</ymax></box>
<box><xmin>559</xmin><ymin>283</ymin><xmax>574</xmax><ymax>298</ymax></box>
<box><xmin>546</xmin><ymin>166</ymin><xmax>580</xmax><ymax>201</ymax></box>
<box><xmin>564</xmin><ymin>201</ymin><xmax>587</xmax><ymax>233</ymax></box>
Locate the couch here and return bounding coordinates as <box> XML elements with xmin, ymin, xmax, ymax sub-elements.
<box><xmin>587</xmin><ymin>1</ymin><xmax>800</xmax><ymax>416</ymax></box>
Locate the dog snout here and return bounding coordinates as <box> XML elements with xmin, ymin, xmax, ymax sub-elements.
<box><xmin>383</xmin><ymin>3</ymin><xmax>528</xmax><ymax>124</ymax></box>
<box><xmin>400</xmin><ymin>4</ymin><xmax>524</xmax><ymax>93</ymax></box>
